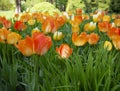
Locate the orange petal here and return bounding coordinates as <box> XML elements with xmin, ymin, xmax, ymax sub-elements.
<box><xmin>56</xmin><ymin>44</ymin><xmax>72</xmax><ymax>58</ymax></box>
<box><xmin>98</xmin><ymin>21</ymin><xmax>111</xmax><ymax>32</ymax></box>
<box><xmin>16</xmin><ymin>36</ymin><xmax>34</xmax><ymax>56</ymax></box>
<box><xmin>33</xmin><ymin>32</ymin><xmax>52</xmax><ymax>55</ymax></box>
<box><xmin>112</xmin><ymin>36</ymin><xmax>120</xmax><ymax>50</ymax></box>
<box><xmin>72</xmin><ymin>32</ymin><xmax>88</xmax><ymax>46</ymax></box>
<box><xmin>88</xmin><ymin>33</ymin><xmax>100</xmax><ymax>45</ymax></box>
<box><xmin>7</xmin><ymin>32</ymin><xmax>21</xmax><ymax>44</ymax></box>
<box><xmin>0</xmin><ymin>28</ymin><xmax>10</xmax><ymax>43</ymax></box>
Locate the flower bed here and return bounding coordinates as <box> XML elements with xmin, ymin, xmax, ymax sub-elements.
<box><xmin>0</xmin><ymin>9</ymin><xmax>120</xmax><ymax>91</ymax></box>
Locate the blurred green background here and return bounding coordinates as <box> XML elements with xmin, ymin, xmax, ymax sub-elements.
<box><xmin>0</xmin><ymin>0</ymin><xmax>120</xmax><ymax>19</ymax></box>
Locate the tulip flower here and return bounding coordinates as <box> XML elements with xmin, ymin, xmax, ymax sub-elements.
<box><xmin>104</xmin><ymin>41</ymin><xmax>112</xmax><ymax>51</ymax></box>
<box><xmin>0</xmin><ymin>28</ymin><xmax>10</xmax><ymax>43</ymax></box>
<box><xmin>76</xmin><ymin>8</ymin><xmax>82</xmax><ymax>15</ymax></box>
<box><xmin>28</xmin><ymin>19</ymin><xmax>35</xmax><ymax>25</ymax></box>
<box><xmin>112</xmin><ymin>36</ymin><xmax>120</xmax><ymax>50</ymax></box>
<box><xmin>14</xmin><ymin>21</ymin><xmax>27</xmax><ymax>31</ymax></box>
<box><xmin>15</xmin><ymin>36</ymin><xmax>34</xmax><ymax>56</ymax></box>
<box><xmin>42</xmin><ymin>16</ymin><xmax>59</xmax><ymax>33</ymax></box>
<box><xmin>32</xmin><ymin>32</ymin><xmax>52</xmax><ymax>55</ymax></box>
<box><xmin>102</xmin><ymin>15</ymin><xmax>111</xmax><ymax>22</ymax></box>
<box><xmin>0</xmin><ymin>16</ymin><xmax>6</xmax><ymax>24</ymax></box>
<box><xmin>73</xmin><ymin>15</ymin><xmax>82</xmax><ymax>24</ymax></box>
<box><xmin>88</xmin><ymin>33</ymin><xmax>100</xmax><ymax>45</ymax></box>
<box><xmin>53</xmin><ymin>31</ymin><xmax>64</xmax><ymax>41</ymax></box>
<box><xmin>20</xmin><ymin>13</ymin><xmax>31</xmax><ymax>22</ymax></box>
<box><xmin>56</xmin><ymin>15</ymin><xmax>66</xmax><ymax>27</ymax></box>
<box><xmin>107</xmin><ymin>27</ymin><xmax>120</xmax><ymax>39</ymax></box>
<box><xmin>56</xmin><ymin>44</ymin><xmax>72</xmax><ymax>58</ymax></box>
<box><xmin>7</xmin><ymin>32</ymin><xmax>21</xmax><ymax>44</ymax></box>
<box><xmin>84</xmin><ymin>22</ymin><xmax>96</xmax><ymax>32</ymax></box>
<box><xmin>98</xmin><ymin>21</ymin><xmax>111</xmax><ymax>32</ymax></box>
<box><xmin>114</xmin><ymin>19</ymin><xmax>120</xmax><ymax>27</ymax></box>
<box><xmin>15</xmin><ymin>32</ymin><xmax>52</xmax><ymax>56</ymax></box>
<box><xmin>3</xmin><ymin>19</ymin><xmax>12</xmax><ymax>29</ymax></box>
<box><xmin>72</xmin><ymin>32</ymin><xmax>88</xmax><ymax>46</ymax></box>
<box><xmin>31</xmin><ymin>28</ymin><xmax>40</xmax><ymax>35</ymax></box>
<box><xmin>70</xmin><ymin>20</ymin><xmax>80</xmax><ymax>33</ymax></box>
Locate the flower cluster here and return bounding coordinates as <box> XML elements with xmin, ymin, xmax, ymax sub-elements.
<box><xmin>0</xmin><ymin>9</ymin><xmax>120</xmax><ymax>58</ymax></box>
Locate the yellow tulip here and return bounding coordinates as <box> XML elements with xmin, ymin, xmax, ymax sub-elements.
<box><xmin>53</xmin><ymin>31</ymin><xmax>64</xmax><ymax>40</ymax></box>
<box><xmin>102</xmin><ymin>15</ymin><xmax>111</xmax><ymax>22</ymax></box>
<box><xmin>28</xmin><ymin>19</ymin><xmax>35</xmax><ymax>25</ymax></box>
<box><xmin>7</xmin><ymin>32</ymin><xmax>21</xmax><ymax>44</ymax></box>
<box><xmin>104</xmin><ymin>41</ymin><xmax>112</xmax><ymax>51</ymax></box>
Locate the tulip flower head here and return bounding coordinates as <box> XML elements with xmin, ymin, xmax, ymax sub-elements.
<box><xmin>56</xmin><ymin>44</ymin><xmax>72</xmax><ymax>58</ymax></box>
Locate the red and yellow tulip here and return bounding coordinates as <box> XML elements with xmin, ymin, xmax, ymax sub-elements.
<box><xmin>33</xmin><ymin>32</ymin><xmax>52</xmax><ymax>55</ymax></box>
<box><xmin>14</xmin><ymin>21</ymin><xmax>27</xmax><ymax>31</ymax></box>
<box><xmin>15</xmin><ymin>32</ymin><xmax>52</xmax><ymax>56</ymax></box>
<box><xmin>98</xmin><ymin>21</ymin><xmax>111</xmax><ymax>32</ymax></box>
<box><xmin>72</xmin><ymin>32</ymin><xmax>88</xmax><ymax>46</ymax></box>
<box><xmin>56</xmin><ymin>44</ymin><xmax>72</xmax><ymax>58</ymax></box>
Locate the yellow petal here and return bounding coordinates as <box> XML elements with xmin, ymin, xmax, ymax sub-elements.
<box><xmin>104</xmin><ymin>41</ymin><xmax>112</xmax><ymax>51</ymax></box>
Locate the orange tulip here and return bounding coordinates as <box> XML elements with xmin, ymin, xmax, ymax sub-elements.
<box><xmin>15</xmin><ymin>32</ymin><xmax>52</xmax><ymax>56</ymax></box>
<box><xmin>72</xmin><ymin>32</ymin><xmax>88</xmax><ymax>46</ymax></box>
<box><xmin>98</xmin><ymin>21</ymin><xmax>111</xmax><ymax>32</ymax></box>
<box><xmin>0</xmin><ymin>16</ymin><xmax>6</xmax><ymax>24</ymax></box>
<box><xmin>42</xmin><ymin>16</ymin><xmax>59</xmax><ymax>33</ymax></box>
<box><xmin>112</xmin><ymin>36</ymin><xmax>120</xmax><ymax>50</ymax></box>
<box><xmin>70</xmin><ymin>20</ymin><xmax>80</xmax><ymax>33</ymax></box>
<box><xmin>56</xmin><ymin>44</ymin><xmax>72</xmax><ymax>58</ymax></box>
<box><xmin>3</xmin><ymin>19</ymin><xmax>12</xmax><ymax>29</ymax></box>
<box><xmin>107</xmin><ymin>27</ymin><xmax>120</xmax><ymax>39</ymax></box>
<box><xmin>14</xmin><ymin>21</ymin><xmax>27</xmax><ymax>31</ymax></box>
<box><xmin>88</xmin><ymin>33</ymin><xmax>100</xmax><ymax>45</ymax></box>
<box><xmin>20</xmin><ymin>13</ymin><xmax>31</xmax><ymax>22</ymax></box>
<box><xmin>7</xmin><ymin>32</ymin><xmax>21</xmax><ymax>44</ymax></box>
<box><xmin>15</xmin><ymin>36</ymin><xmax>34</xmax><ymax>56</ymax></box>
<box><xmin>76</xmin><ymin>8</ymin><xmax>82</xmax><ymax>15</ymax></box>
<box><xmin>74</xmin><ymin>15</ymin><xmax>82</xmax><ymax>24</ymax></box>
<box><xmin>33</xmin><ymin>32</ymin><xmax>52</xmax><ymax>55</ymax></box>
<box><xmin>56</xmin><ymin>15</ymin><xmax>66</xmax><ymax>27</ymax></box>
<box><xmin>0</xmin><ymin>28</ymin><xmax>10</xmax><ymax>43</ymax></box>
<box><xmin>114</xmin><ymin>19</ymin><xmax>120</xmax><ymax>27</ymax></box>
<box><xmin>102</xmin><ymin>15</ymin><xmax>111</xmax><ymax>22</ymax></box>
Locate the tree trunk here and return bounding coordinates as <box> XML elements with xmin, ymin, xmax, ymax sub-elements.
<box><xmin>15</xmin><ymin>0</ymin><xmax>21</xmax><ymax>13</ymax></box>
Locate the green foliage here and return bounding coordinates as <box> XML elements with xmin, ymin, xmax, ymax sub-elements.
<box><xmin>110</xmin><ymin>0</ymin><xmax>120</xmax><ymax>13</ymax></box>
<box><xmin>98</xmin><ymin>0</ymin><xmax>110</xmax><ymax>11</ymax></box>
<box><xmin>0</xmin><ymin>0</ymin><xmax>14</xmax><ymax>10</ymax></box>
<box><xmin>66</xmin><ymin>0</ymin><xmax>85</xmax><ymax>12</ymax></box>
<box><xmin>54</xmin><ymin>0</ymin><xmax>68</xmax><ymax>11</ymax></box>
<box><xmin>30</xmin><ymin>2</ymin><xmax>61</xmax><ymax>15</ymax></box>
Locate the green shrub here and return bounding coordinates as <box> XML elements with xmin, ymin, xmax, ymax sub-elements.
<box><xmin>110</xmin><ymin>0</ymin><xmax>120</xmax><ymax>13</ymax></box>
<box><xmin>66</xmin><ymin>0</ymin><xmax>85</xmax><ymax>12</ymax></box>
<box><xmin>0</xmin><ymin>0</ymin><xmax>14</xmax><ymax>10</ymax></box>
<box><xmin>30</xmin><ymin>2</ymin><xmax>61</xmax><ymax>15</ymax></box>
